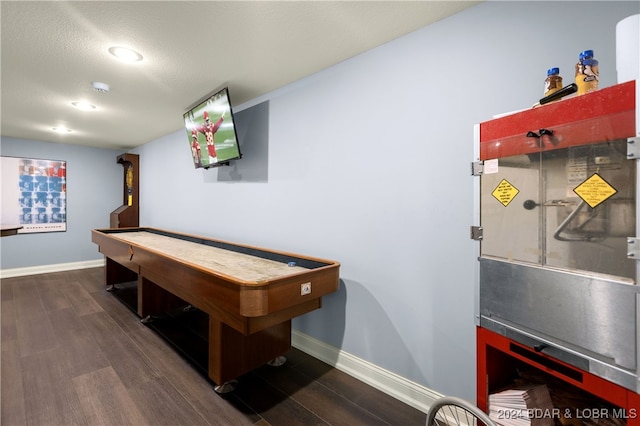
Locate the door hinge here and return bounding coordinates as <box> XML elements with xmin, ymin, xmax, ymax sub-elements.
<box><xmin>627</xmin><ymin>237</ymin><xmax>640</xmax><ymax>259</ymax></box>
<box><xmin>470</xmin><ymin>226</ymin><xmax>483</xmax><ymax>241</ymax></box>
<box><xmin>627</xmin><ymin>137</ymin><xmax>640</xmax><ymax>159</ymax></box>
<box><xmin>471</xmin><ymin>161</ymin><xmax>484</xmax><ymax>176</ymax></box>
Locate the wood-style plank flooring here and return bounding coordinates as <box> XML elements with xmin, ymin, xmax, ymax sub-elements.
<box><xmin>1</xmin><ymin>267</ymin><xmax>427</xmax><ymax>425</ymax></box>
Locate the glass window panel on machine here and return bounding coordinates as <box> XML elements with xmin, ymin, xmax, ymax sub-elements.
<box><xmin>544</xmin><ymin>139</ymin><xmax>635</xmax><ymax>279</ymax></box>
<box><xmin>475</xmin><ymin>81</ymin><xmax>639</xmax><ymax>393</ymax></box>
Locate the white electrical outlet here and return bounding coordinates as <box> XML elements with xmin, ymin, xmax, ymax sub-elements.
<box><xmin>301</xmin><ymin>282</ymin><xmax>311</xmax><ymax>295</ymax></box>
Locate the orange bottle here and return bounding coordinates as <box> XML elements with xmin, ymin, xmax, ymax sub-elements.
<box><xmin>544</xmin><ymin>68</ymin><xmax>563</xmax><ymax>97</ymax></box>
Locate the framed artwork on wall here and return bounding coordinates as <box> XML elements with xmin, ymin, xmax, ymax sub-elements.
<box><xmin>1</xmin><ymin>156</ymin><xmax>67</xmax><ymax>233</ymax></box>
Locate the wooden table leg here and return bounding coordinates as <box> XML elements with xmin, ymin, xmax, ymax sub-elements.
<box><xmin>208</xmin><ymin>316</ymin><xmax>291</xmax><ymax>389</ymax></box>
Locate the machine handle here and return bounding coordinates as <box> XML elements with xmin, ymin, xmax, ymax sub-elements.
<box><xmin>533</xmin><ymin>343</ymin><xmax>549</xmax><ymax>352</ymax></box>
<box><xmin>525</xmin><ymin>129</ymin><xmax>554</xmax><ymax>138</ymax></box>
<box><xmin>525</xmin><ymin>128</ymin><xmax>556</xmax><ymax>147</ymax></box>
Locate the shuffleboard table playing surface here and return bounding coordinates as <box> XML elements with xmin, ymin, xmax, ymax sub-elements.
<box><xmin>105</xmin><ymin>230</ymin><xmax>311</xmax><ymax>282</ymax></box>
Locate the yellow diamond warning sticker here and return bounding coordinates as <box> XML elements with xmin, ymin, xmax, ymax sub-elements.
<box><xmin>573</xmin><ymin>173</ymin><xmax>617</xmax><ymax>208</ymax></box>
<box><xmin>492</xmin><ymin>179</ymin><xmax>520</xmax><ymax>207</ymax></box>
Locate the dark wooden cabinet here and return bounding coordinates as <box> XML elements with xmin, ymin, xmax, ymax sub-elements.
<box><xmin>110</xmin><ymin>153</ymin><xmax>139</xmax><ymax>228</ymax></box>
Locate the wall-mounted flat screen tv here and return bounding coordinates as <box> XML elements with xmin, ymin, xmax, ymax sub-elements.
<box><xmin>183</xmin><ymin>87</ymin><xmax>242</xmax><ymax>169</ymax></box>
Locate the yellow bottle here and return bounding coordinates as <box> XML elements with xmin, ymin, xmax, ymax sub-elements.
<box><xmin>575</xmin><ymin>50</ymin><xmax>599</xmax><ymax>95</ymax></box>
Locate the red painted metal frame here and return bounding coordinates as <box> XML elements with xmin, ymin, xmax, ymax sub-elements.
<box><xmin>479</xmin><ymin>80</ymin><xmax>636</xmax><ymax>160</ymax></box>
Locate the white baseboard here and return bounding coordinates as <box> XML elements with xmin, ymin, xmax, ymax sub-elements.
<box><xmin>0</xmin><ymin>259</ymin><xmax>105</xmax><ymax>279</ymax></box>
<box><xmin>292</xmin><ymin>329</ymin><xmax>441</xmax><ymax>414</ymax></box>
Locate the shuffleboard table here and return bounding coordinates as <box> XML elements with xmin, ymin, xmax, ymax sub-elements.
<box><xmin>91</xmin><ymin>227</ymin><xmax>340</xmax><ymax>391</ymax></box>
<box><xmin>1</xmin><ymin>225</ymin><xmax>23</xmax><ymax>236</ymax></box>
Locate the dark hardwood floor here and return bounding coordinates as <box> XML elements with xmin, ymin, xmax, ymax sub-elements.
<box><xmin>1</xmin><ymin>267</ymin><xmax>426</xmax><ymax>426</ymax></box>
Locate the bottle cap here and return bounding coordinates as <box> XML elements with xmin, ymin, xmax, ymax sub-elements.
<box><xmin>579</xmin><ymin>50</ymin><xmax>594</xmax><ymax>59</ymax></box>
<box><xmin>547</xmin><ymin>68</ymin><xmax>560</xmax><ymax>76</ymax></box>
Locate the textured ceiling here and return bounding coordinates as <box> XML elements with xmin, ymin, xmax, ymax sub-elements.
<box><xmin>1</xmin><ymin>1</ymin><xmax>478</xmax><ymax>150</ymax></box>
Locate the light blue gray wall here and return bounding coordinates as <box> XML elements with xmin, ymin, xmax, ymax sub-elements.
<box><xmin>0</xmin><ymin>138</ymin><xmax>122</xmax><ymax>268</ymax></box>
<box><xmin>135</xmin><ymin>1</ymin><xmax>638</xmax><ymax>400</ymax></box>
<box><xmin>1</xmin><ymin>1</ymin><xmax>637</xmax><ymax>401</ymax></box>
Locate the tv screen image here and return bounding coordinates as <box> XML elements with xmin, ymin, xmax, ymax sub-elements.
<box><xmin>183</xmin><ymin>87</ymin><xmax>242</xmax><ymax>169</ymax></box>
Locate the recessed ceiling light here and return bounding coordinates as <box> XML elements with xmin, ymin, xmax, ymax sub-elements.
<box><xmin>71</xmin><ymin>101</ymin><xmax>96</xmax><ymax>111</ymax></box>
<box><xmin>52</xmin><ymin>127</ymin><xmax>72</xmax><ymax>134</ymax></box>
<box><xmin>108</xmin><ymin>46</ymin><xmax>143</xmax><ymax>63</ymax></box>
<box><xmin>92</xmin><ymin>81</ymin><xmax>110</xmax><ymax>92</ymax></box>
